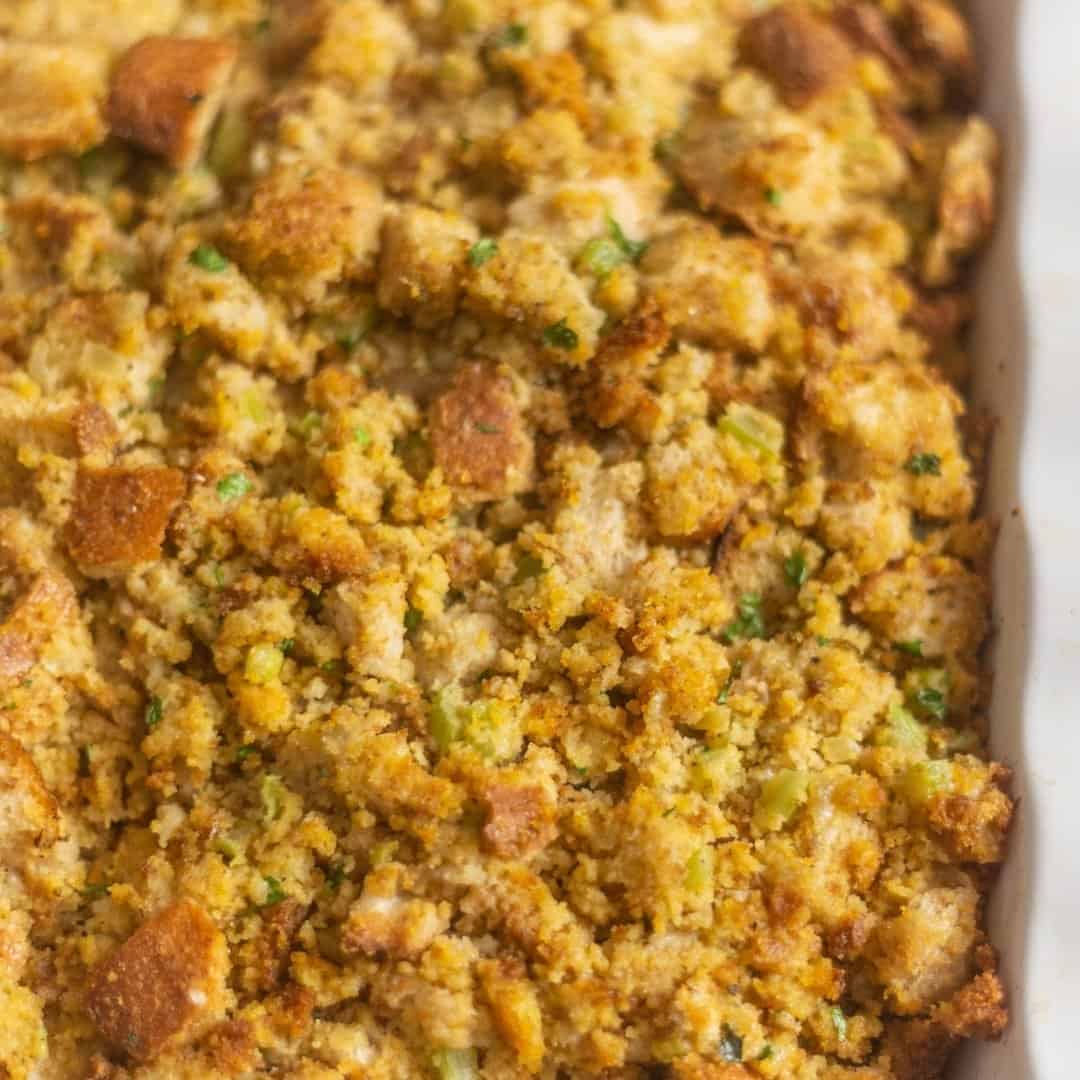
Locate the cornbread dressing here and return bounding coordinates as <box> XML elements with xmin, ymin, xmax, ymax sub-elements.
<box><xmin>0</xmin><ymin>1</ymin><xmax>1010</xmax><ymax>1078</ymax></box>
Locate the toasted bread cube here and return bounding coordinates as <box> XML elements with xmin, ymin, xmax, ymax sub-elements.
<box><xmin>0</xmin><ymin>572</ymin><xmax>78</xmax><ymax>687</ymax></box>
<box><xmin>0</xmin><ymin>40</ymin><xmax>107</xmax><ymax>161</ymax></box>
<box><xmin>107</xmin><ymin>36</ymin><xmax>238</xmax><ymax>169</ymax></box>
<box><xmin>71</xmin><ymin>402</ymin><xmax>120</xmax><ymax>457</ymax></box>
<box><xmin>479</xmin><ymin>960</ymin><xmax>545</xmax><ymax>1073</ymax></box>
<box><xmin>740</xmin><ymin>4</ymin><xmax>855</xmax><ymax>109</ymax></box>
<box><xmin>0</xmin><ymin>732</ymin><xmax>60</xmax><ymax>858</ymax></box>
<box><xmin>67</xmin><ymin>465</ymin><xmax>185</xmax><ymax>574</ymax></box>
<box><xmin>86</xmin><ymin>899</ymin><xmax>229</xmax><ymax>1062</ymax></box>
<box><xmin>481</xmin><ymin>779</ymin><xmax>557</xmax><ymax>860</ymax></box>
<box><xmin>376</xmin><ymin>206</ymin><xmax>477</xmax><ymax>327</ymax></box>
<box><xmin>341</xmin><ymin>864</ymin><xmax>445</xmax><ymax>959</ymax></box>
<box><xmin>429</xmin><ymin>364</ymin><xmax>534</xmax><ymax>503</ymax></box>
<box><xmin>222</xmin><ymin>165</ymin><xmax>383</xmax><ymax>303</ymax></box>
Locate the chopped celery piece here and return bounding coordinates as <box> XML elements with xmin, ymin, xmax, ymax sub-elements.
<box><xmin>719</xmin><ymin>402</ymin><xmax>784</xmax><ymax>460</ymax></box>
<box><xmin>429</xmin><ymin>687</ymin><xmax>465</xmax><ymax>752</ymax></box>
<box><xmin>755</xmin><ymin>769</ymin><xmax>809</xmax><ymax>830</ymax></box>
<box><xmin>432</xmin><ymin>1048</ymin><xmax>478</xmax><ymax>1080</ymax></box>
<box><xmin>207</xmin><ymin>106</ymin><xmax>251</xmax><ymax>178</ymax></box>
<box><xmin>875</xmin><ymin>705</ymin><xmax>929</xmax><ymax>755</ymax></box>
<box><xmin>259</xmin><ymin>774</ymin><xmax>286</xmax><ymax>823</ymax></box>
<box><xmin>903</xmin><ymin>760</ymin><xmax>953</xmax><ymax>804</ymax></box>
<box><xmin>905</xmin><ymin>667</ymin><xmax>949</xmax><ymax>722</ymax></box>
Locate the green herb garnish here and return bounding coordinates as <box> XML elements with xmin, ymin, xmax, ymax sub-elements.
<box><xmin>467</xmin><ymin>237</ymin><xmax>498</xmax><ymax>267</ymax></box>
<box><xmin>764</xmin><ymin>187</ymin><xmax>783</xmax><ymax>206</ymax></box>
<box><xmin>784</xmin><ymin>550</ymin><xmax>809</xmax><ymax>589</ymax></box>
<box><xmin>262</xmin><ymin>875</ymin><xmax>286</xmax><ymax>907</ymax></box>
<box><xmin>905</xmin><ymin>452</ymin><xmax>942</xmax><ymax>476</ymax></box>
<box><xmin>404</xmin><ymin>607</ymin><xmax>423</xmax><ymax>632</ymax></box>
<box><xmin>188</xmin><ymin>244</ymin><xmax>229</xmax><ymax>273</ymax></box>
<box><xmin>80</xmin><ymin>882</ymin><xmax>110</xmax><ymax>901</ymax></box>
<box><xmin>494</xmin><ymin>23</ymin><xmax>527</xmax><ymax>47</ymax></box>
<box><xmin>542</xmin><ymin>318</ymin><xmax>578</xmax><ymax>351</ymax></box>
<box><xmin>145</xmin><ymin>696</ymin><xmax>163</xmax><ymax>729</ymax></box>
<box><xmin>911</xmin><ymin>686</ymin><xmax>946</xmax><ymax>721</ymax></box>
<box><xmin>896</xmin><ymin>639</ymin><xmax>924</xmax><ymax>656</ymax></box>
<box><xmin>235</xmin><ymin>744</ymin><xmax>257</xmax><ymax>762</ymax></box>
<box><xmin>722</xmin><ymin>593</ymin><xmax>765</xmax><ymax>644</ymax></box>
<box><xmin>216</xmin><ymin>473</ymin><xmax>251</xmax><ymax>501</ymax></box>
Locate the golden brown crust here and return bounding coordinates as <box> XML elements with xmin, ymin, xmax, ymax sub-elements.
<box><xmin>0</xmin><ymin>573</ymin><xmax>78</xmax><ymax>688</ymax></box>
<box><xmin>429</xmin><ymin>363</ymin><xmax>534</xmax><ymax>502</ymax></box>
<box><xmin>71</xmin><ymin>403</ymin><xmax>121</xmax><ymax>458</ymax></box>
<box><xmin>740</xmin><ymin>4</ymin><xmax>855</xmax><ymax>109</ymax></box>
<box><xmin>908</xmin><ymin>0</ymin><xmax>976</xmax><ymax>98</ymax></box>
<box><xmin>106</xmin><ymin>36</ymin><xmax>238</xmax><ymax>169</ymax></box>
<box><xmin>585</xmin><ymin>301</ymin><xmax>669</xmax><ymax>437</ymax></box>
<box><xmin>250</xmin><ymin>899</ymin><xmax>308</xmax><ymax>992</ymax></box>
<box><xmin>0</xmin><ymin>40</ymin><xmax>106</xmax><ymax>161</ymax></box>
<box><xmin>880</xmin><ymin>1018</ymin><xmax>955</xmax><ymax>1080</ymax></box>
<box><xmin>507</xmin><ymin>50</ymin><xmax>592</xmax><ymax>129</ymax></box>
<box><xmin>221</xmin><ymin>165</ymin><xmax>382</xmax><ymax>300</ymax></box>
<box><xmin>0</xmin><ymin>731</ymin><xmax>60</xmax><ymax>853</ymax></box>
<box><xmin>85</xmin><ymin>899</ymin><xmax>228</xmax><ymax>1063</ymax></box>
<box><xmin>66</xmin><ymin>465</ymin><xmax>186</xmax><ymax>573</ymax></box>
<box><xmin>834</xmin><ymin>3</ymin><xmax>910</xmax><ymax>72</ymax></box>
<box><xmin>671</xmin><ymin>1055</ymin><xmax>752</xmax><ymax>1080</ymax></box>
<box><xmin>482</xmin><ymin>781</ymin><xmax>558</xmax><ymax>860</ymax></box>
<box><xmin>932</xmin><ymin>971</ymin><xmax>1008</xmax><ymax>1040</ymax></box>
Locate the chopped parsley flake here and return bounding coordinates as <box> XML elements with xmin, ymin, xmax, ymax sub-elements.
<box><xmin>514</xmin><ymin>553</ymin><xmax>545</xmax><ymax>583</ymax></box>
<box><xmin>717</xmin><ymin>660</ymin><xmax>742</xmax><ymax>703</ymax></box>
<box><xmin>262</xmin><ymin>875</ymin><xmax>287</xmax><ymax>907</ymax></box>
<box><xmin>188</xmin><ymin>244</ymin><xmax>229</xmax><ymax>273</ymax></box>
<box><xmin>145</xmin><ymin>696</ymin><xmax>163</xmax><ymax>729</ymax></box>
<box><xmin>784</xmin><ymin>550</ymin><xmax>809</xmax><ymax>589</ymax></box>
<box><xmin>911</xmin><ymin>686</ymin><xmax>947</xmax><ymax>721</ymax></box>
<box><xmin>607</xmin><ymin>215</ymin><xmax>648</xmax><ymax>262</ymax></box>
<box><xmin>326</xmin><ymin>863</ymin><xmax>347</xmax><ymax>891</ymax></box>
<box><xmin>905</xmin><ymin>452</ymin><xmax>942</xmax><ymax>476</ymax></box>
<box><xmin>353</xmin><ymin>425</ymin><xmax>372</xmax><ymax>447</ymax></box>
<box><xmin>216</xmin><ymin>473</ymin><xmax>251</xmax><ymax>501</ymax></box>
<box><xmin>494</xmin><ymin>23</ymin><xmax>527</xmax><ymax>47</ymax></box>
<box><xmin>764</xmin><ymin>187</ymin><xmax>784</xmax><ymax>206</ymax></box>
<box><xmin>235</xmin><ymin>744</ymin><xmax>257</xmax><ymax>761</ymax></box>
<box><xmin>542</xmin><ymin>318</ymin><xmax>578</xmax><ymax>351</ymax></box>
<box><xmin>404</xmin><ymin>607</ymin><xmax>423</xmax><ymax>632</ymax></box>
<box><xmin>722</xmin><ymin>593</ymin><xmax>766</xmax><ymax>644</ymax></box>
<box><xmin>278</xmin><ymin>638</ymin><xmax>295</xmax><ymax>655</ymax></box>
<box><xmin>296</xmin><ymin>411</ymin><xmax>322</xmax><ymax>438</ymax></box>
<box><xmin>467</xmin><ymin>237</ymin><xmax>498</xmax><ymax>267</ymax></box>
<box><xmin>758</xmin><ymin>1045</ymin><xmax>774</xmax><ymax>1061</ymax></box>
<box><xmin>579</xmin><ymin>215</ymin><xmax>648</xmax><ymax>279</ymax></box>
<box><xmin>719</xmin><ymin>1026</ymin><xmax>744</xmax><ymax>1063</ymax></box>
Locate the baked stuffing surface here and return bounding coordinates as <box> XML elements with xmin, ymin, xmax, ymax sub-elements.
<box><xmin>0</xmin><ymin>1</ymin><xmax>1010</xmax><ymax>1077</ymax></box>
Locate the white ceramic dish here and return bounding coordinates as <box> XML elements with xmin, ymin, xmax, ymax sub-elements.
<box><xmin>956</xmin><ymin>3</ymin><xmax>1080</xmax><ymax>1077</ymax></box>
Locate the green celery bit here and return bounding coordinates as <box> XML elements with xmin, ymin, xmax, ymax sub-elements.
<box><xmin>718</xmin><ymin>402</ymin><xmax>784</xmax><ymax>461</ymax></box>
